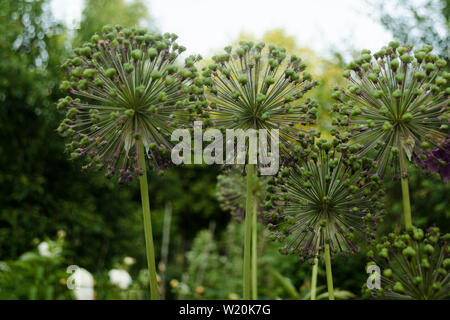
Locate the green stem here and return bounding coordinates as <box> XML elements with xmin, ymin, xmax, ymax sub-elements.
<box><xmin>138</xmin><ymin>141</ymin><xmax>159</xmax><ymax>300</ymax></box>
<box><xmin>243</xmin><ymin>164</ymin><xmax>255</xmax><ymax>299</ymax></box>
<box><xmin>311</xmin><ymin>255</ymin><xmax>318</xmax><ymax>300</ymax></box>
<box><xmin>251</xmin><ymin>201</ymin><xmax>258</xmax><ymax>300</ymax></box>
<box><xmin>324</xmin><ymin>242</ymin><xmax>334</xmax><ymax>300</ymax></box>
<box><xmin>401</xmin><ymin>176</ymin><xmax>412</xmax><ymax>228</ymax></box>
<box><xmin>399</xmin><ymin>149</ymin><xmax>412</xmax><ymax>228</ymax></box>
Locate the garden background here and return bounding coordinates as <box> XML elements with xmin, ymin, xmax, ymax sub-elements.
<box><xmin>0</xmin><ymin>0</ymin><xmax>448</xmax><ymax>299</ymax></box>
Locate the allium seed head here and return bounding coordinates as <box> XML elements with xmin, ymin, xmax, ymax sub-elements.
<box><xmin>203</xmin><ymin>41</ymin><xmax>319</xmax><ymax>154</ymax></box>
<box><xmin>332</xmin><ymin>43</ymin><xmax>449</xmax><ymax>178</ymax></box>
<box><xmin>56</xmin><ymin>25</ymin><xmax>206</xmax><ymax>182</ymax></box>
<box><xmin>216</xmin><ymin>166</ymin><xmax>268</xmax><ymax>222</ymax></box>
<box><xmin>364</xmin><ymin>226</ymin><xmax>450</xmax><ymax>299</ymax></box>
<box><xmin>265</xmin><ymin>132</ymin><xmax>384</xmax><ymax>259</ymax></box>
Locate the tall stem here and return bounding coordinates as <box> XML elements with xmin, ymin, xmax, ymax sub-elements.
<box><xmin>399</xmin><ymin>150</ymin><xmax>412</xmax><ymax>228</ymax></box>
<box><xmin>160</xmin><ymin>202</ymin><xmax>172</xmax><ymax>299</ymax></box>
<box><xmin>138</xmin><ymin>141</ymin><xmax>159</xmax><ymax>300</ymax></box>
<box><xmin>243</xmin><ymin>164</ymin><xmax>255</xmax><ymax>299</ymax></box>
<box><xmin>251</xmin><ymin>202</ymin><xmax>258</xmax><ymax>300</ymax></box>
<box><xmin>310</xmin><ymin>255</ymin><xmax>318</xmax><ymax>300</ymax></box>
<box><xmin>400</xmin><ymin>177</ymin><xmax>412</xmax><ymax>228</ymax></box>
<box><xmin>324</xmin><ymin>242</ymin><xmax>334</xmax><ymax>300</ymax></box>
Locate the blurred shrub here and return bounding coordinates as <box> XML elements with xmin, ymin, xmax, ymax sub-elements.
<box><xmin>0</xmin><ymin>234</ymin><xmax>72</xmax><ymax>299</ymax></box>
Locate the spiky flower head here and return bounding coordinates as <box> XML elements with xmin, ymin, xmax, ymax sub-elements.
<box><xmin>331</xmin><ymin>42</ymin><xmax>449</xmax><ymax>177</ymax></box>
<box><xmin>364</xmin><ymin>226</ymin><xmax>450</xmax><ymax>300</ymax></box>
<box><xmin>216</xmin><ymin>166</ymin><xmax>267</xmax><ymax>222</ymax></box>
<box><xmin>202</xmin><ymin>41</ymin><xmax>319</xmax><ymax>153</ymax></box>
<box><xmin>265</xmin><ymin>131</ymin><xmax>384</xmax><ymax>260</ymax></box>
<box><xmin>56</xmin><ymin>25</ymin><xmax>206</xmax><ymax>182</ymax></box>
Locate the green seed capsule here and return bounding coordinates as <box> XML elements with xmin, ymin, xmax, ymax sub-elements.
<box><xmin>131</xmin><ymin>49</ymin><xmax>143</xmax><ymax>60</ymax></box>
<box><xmin>148</xmin><ymin>48</ymin><xmax>158</xmax><ymax>59</ymax></box>
<box><xmin>382</xmin><ymin>121</ymin><xmax>393</xmax><ymax>131</ymax></box>
<box><xmin>151</xmin><ymin>70</ymin><xmax>162</xmax><ymax>79</ymax></box>
<box><xmin>425</xmin><ymin>62</ymin><xmax>436</xmax><ymax>72</ymax></box>
<box><xmin>124</xmin><ymin>109</ymin><xmax>135</xmax><ymax>117</ymax></box>
<box><xmin>436</xmin><ymin>59</ymin><xmax>447</xmax><ymax>68</ymax></box>
<box><xmin>402</xmin><ymin>246</ymin><xmax>416</xmax><ymax>258</ymax></box>
<box><xmin>105</xmin><ymin>68</ymin><xmax>116</xmax><ymax>78</ymax></box>
<box><xmin>72</xmin><ymin>67</ymin><xmax>83</xmax><ymax>77</ymax></box>
<box><xmin>392</xmin><ymin>89</ymin><xmax>402</xmax><ymax>99</ymax></box>
<box><xmin>393</xmin><ymin>282</ymin><xmax>404</xmax><ymax>293</ymax></box>
<box><xmin>390</xmin><ymin>59</ymin><xmax>400</xmax><ymax>70</ymax></box>
<box><xmin>383</xmin><ymin>269</ymin><xmax>393</xmax><ymax>278</ymax></box>
<box><xmin>83</xmin><ymin>68</ymin><xmax>96</xmax><ymax>79</ymax></box>
<box><xmin>124</xmin><ymin>63</ymin><xmax>134</xmax><ymax>73</ymax></box>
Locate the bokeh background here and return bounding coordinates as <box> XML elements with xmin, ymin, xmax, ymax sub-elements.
<box><xmin>0</xmin><ymin>0</ymin><xmax>448</xmax><ymax>299</ymax></box>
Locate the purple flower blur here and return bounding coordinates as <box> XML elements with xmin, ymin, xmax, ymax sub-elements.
<box><xmin>418</xmin><ymin>139</ymin><xmax>450</xmax><ymax>182</ymax></box>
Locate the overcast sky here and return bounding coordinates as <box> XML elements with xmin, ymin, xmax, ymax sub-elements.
<box><xmin>51</xmin><ymin>0</ymin><xmax>393</xmax><ymax>59</ymax></box>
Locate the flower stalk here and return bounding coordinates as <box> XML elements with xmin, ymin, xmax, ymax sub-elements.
<box><xmin>138</xmin><ymin>141</ymin><xmax>159</xmax><ymax>300</ymax></box>
<box><xmin>400</xmin><ymin>177</ymin><xmax>412</xmax><ymax>228</ymax></box>
<box><xmin>252</xmin><ymin>200</ymin><xmax>258</xmax><ymax>300</ymax></box>
<box><xmin>244</xmin><ymin>164</ymin><xmax>255</xmax><ymax>299</ymax></box>
<box><xmin>311</xmin><ymin>255</ymin><xmax>318</xmax><ymax>300</ymax></box>
<box><xmin>324</xmin><ymin>236</ymin><xmax>335</xmax><ymax>300</ymax></box>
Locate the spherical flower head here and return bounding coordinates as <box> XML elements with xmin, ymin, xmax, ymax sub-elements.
<box><xmin>418</xmin><ymin>138</ymin><xmax>450</xmax><ymax>182</ymax></box>
<box><xmin>364</xmin><ymin>226</ymin><xmax>450</xmax><ymax>299</ymax></box>
<box><xmin>203</xmin><ymin>41</ymin><xmax>319</xmax><ymax>154</ymax></box>
<box><xmin>56</xmin><ymin>25</ymin><xmax>206</xmax><ymax>182</ymax></box>
<box><xmin>265</xmin><ymin>131</ymin><xmax>384</xmax><ymax>259</ymax></box>
<box><xmin>332</xmin><ymin>43</ymin><xmax>449</xmax><ymax>178</ymax></box>
<box><xmin>216</xmin><ymin>166</ymin><xmax>268</xmax><ymax>222</ymax></box>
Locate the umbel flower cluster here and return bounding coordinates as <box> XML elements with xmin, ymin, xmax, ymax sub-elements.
<box><xmin>202</xmin><ymin>41</ymin><xmax>319</xmax><ymax>154</ymax></box>
<box><xmin>56</xmin><ymin>25</ymin><xmax>207</xmax><ymax>182</ymax></box>
<box><xmin>216</xmin><ymin>167</ymin><xmax>268</xmax><ymax>222</ymax></box>
<box><xmin>365</xmin><ymin>226</ymin><xmax>450</xmax><ymax>300</ymax></box>
<box><xmin>331</xmin><ymin>42</ymin><xmax>449</xmax><ymax>177</ymax></box>
<box><xmin>265</xmin><ymin>131</ymin><xmax>385</xmax><ymax>260</ymax></box>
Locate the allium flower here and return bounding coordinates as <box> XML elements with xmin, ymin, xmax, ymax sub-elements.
<box><xmin>216</xmin><ymin>167</ymin><xmax>267</xmax><ymax>222</ymax></box>
<box><xmin>332</xmin><ymin>42</ymin><xmax>449</xmax><ymax>177</ymax></box>
<box><xmin>203</xmin><ymin>41</ymin><xmax>319</xmax><ymax>153</ymax></box>
<box><xmin>418</xmin><ymin>139</ymin><xmax>450</xmax><ymax>182</ymax></box>
<box><xmin>56</xmin><ymin>25</ymin><xmax>205</xmax><ymax>182</ymax></box>
<box><xmin>202</xmin><ymin>41</ymin><xmax>318</xmax><ymax>299</ymax></box>
<box><xmin>55</xmin><ymin>25</ymin><xmax>206</xmax><ymax>300</ymax></box>
<box><xmin>365</xmin><ymin>227</ymin><xmax>450</xmax><ymax>300</ymax></box>
<box><xmin>266</xmin><ymin>131</ymin><xmax>384</xmax><ymax>259</ymax></box>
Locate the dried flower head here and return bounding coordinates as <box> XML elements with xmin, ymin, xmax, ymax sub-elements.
<box><xmin>265</xmin><ymin>131</ymin><xmax>384</xmax><ymax>259</ymax></box>
<box><xmin>202</xmin><ymin>41</ymin><xmax>319</xmax><ymax>153</ymax></box>
<box><xmin>332</xmin><ymin>42</ymin><xmax>449</xmax><ymax>177</ymax></box>
<box><xmin>216</xmin><ymin>167</ymin><xmax>267</xmax><ymax>222</ymax></box>
<box><xmin>56</xmin><ymin>25</ymin><xmax>206</xmax><ymax>182</ymax></box>
<box><xmin>364</xmin><ymin>226</ymin><xmax>450</xmax><ymax>299</ymax></box>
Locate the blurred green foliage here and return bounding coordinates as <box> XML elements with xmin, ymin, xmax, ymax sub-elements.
<box><xmin>370</xmin><ymin>0</ymin><xmax>449</xmax><ymax>57</ymax></box>
<box><xmin>74</xmin><ymin>0</ymin><xmax>150</xmax><ymax>46</ymax></box>
<box><xmin>0</xmin><ymin>235</ymin><xmax>72</xmax><ymax>299</ymax></box>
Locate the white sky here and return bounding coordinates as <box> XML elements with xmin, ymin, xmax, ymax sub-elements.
<box><xmin>51</xmin><ymin>0</ymin><xmax>393</xmax><ymax>60</ymax></box>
